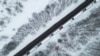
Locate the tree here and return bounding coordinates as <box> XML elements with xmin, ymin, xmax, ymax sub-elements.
<box><xmin>0</xmin><ymin>41</ymin><xmax>18</xmax><ymax>56</ymax></box>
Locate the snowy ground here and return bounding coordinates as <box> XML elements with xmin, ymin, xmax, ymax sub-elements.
<box><xmin>27</xmin><ymin>0</ymin><xmax>100</xmax><ymax>56</ymax></box>
<box><xmin>12</xmin><ymin>0</ymin><xmax>85</xmax><ymax>56</ymax></box>
<box><xmin>0</xmin><ymin>0</ymin><xmax>85</xmax><ymax>56</ymax></box>
<box><xmin>0</xmin><ymin>0</ymin><xmax>29</xmax><ymax>49</ymax></box>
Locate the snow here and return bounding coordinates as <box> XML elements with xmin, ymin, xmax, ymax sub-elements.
<box><xmin>12</xmin><ymin>0</ymin><xmax>85</xmax><ymax>56</ymax></box>
<box><xmin>28</xmin><ymin>0</ymin><xmax>100</xmax><ymax>56</ymax></box>
<box><xmin>0</xmin><ymin>0</ymin><xmax>89</xmax><ymax>56</ymax></box>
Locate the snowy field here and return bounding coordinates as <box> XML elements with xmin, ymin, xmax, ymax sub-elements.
<box><xmin>0</xmin><ymin>0</ymin><xmax>85</xmax><ymax>56</ymax></box>
<box><xmin>27</xmin><ymin>0</ymin><xmax>100</xmax><ymax>56</ymax></box>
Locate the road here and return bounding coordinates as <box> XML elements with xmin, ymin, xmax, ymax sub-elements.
<box><xmin>15</xmin><ymin>0</ymin><xmax>94</xmax><ymax>56</ymax></box>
